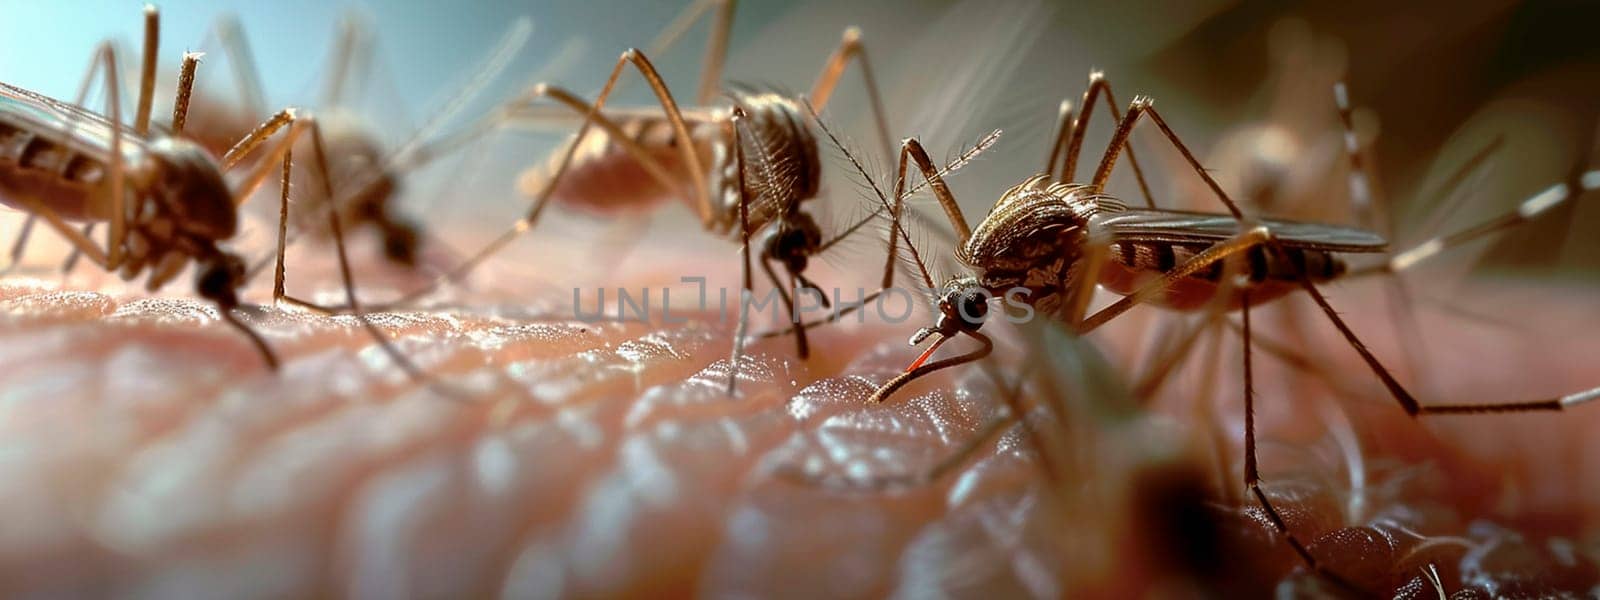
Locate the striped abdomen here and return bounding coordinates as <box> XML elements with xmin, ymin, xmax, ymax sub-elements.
<box><xmin>0</xmin><ymin>120</ymin><xmax>125</xmax><ymax>222</ymax></box>
<box><xmin>1100</xmin><ymin>240</ymin><xmax>1347</xmax><ymax>310</ymax></box>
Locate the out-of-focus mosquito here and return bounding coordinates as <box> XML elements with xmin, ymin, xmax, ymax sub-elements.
<box><xmin>0</xmin><ymin>5</ymin><xmax>426</xmax><ymax>379</ymax></box>
<box><xmin>341</xmin><ymin>0</ymin><xmax>904</xmax><ymax>395</ymax></box>
<box><xmin>179</xmin><ymin>12</ymin><xmax>532</xmax><ymax>291</ymax></box>
<box><xmin>816</xmin><ymin>70</ymin><xmax>1600</xmax><ymax>591</ymax></box>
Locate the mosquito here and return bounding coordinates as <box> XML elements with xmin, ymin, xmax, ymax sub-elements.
<box><xmin>329</xmin><ymin>0</ymin><xmax>907</xmax><ymax>395</ymax></box>
<box><xmin>0</xmin><ymin>5</ymin><xmax>426</xmax><ymax>379</ymax></box>
<box><xmin>816</xmin><ymin>70</ymin><xmax>1600</xmax><ymax>592</ymax></box>
<box><xmin>174</xmin><ymin>12</ymin><xmax>534</xmax><ymax>297</ymax></box>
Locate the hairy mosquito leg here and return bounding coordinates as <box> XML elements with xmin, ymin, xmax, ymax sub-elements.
<box><xmin>272</xmin><ymin>153</ymin><xmax>292</xmax><ymax>303</ymax></box>
<box><xmin>170</xmin><ymin>53</ymin><xmax>200</xmax><ymax>133</ymax></box>
<box><xmin>1237</xmin><ymin>290</ymin><xmax>1365</xmax><ymax>593</ymax></box>
<box><xmin>1079</xmin><ymin>227</ymin><xmax>1275</xmax><ymax>334</ymax></box>
<box><xmin>371</xmin><ymin>50</ymin><xmax>707</xmax><ymax>310</ymax></box>
<box><xmin>286</xmin><ymin>118</ymin><xmax>441</xmax><ymax>389</ymax></box>
<box><xmin>1055</xmin><ymin>72</ymin><xmax>1154</xmax><ymax>207</ymax></box>
<box><xmin>809</xmin><ymin>26</ymin><xmax>894</xmax><ymax>166</ymax></box>
<box><xmin>1333</xmin><ymin>81</ymin><xmax>1433</xmax><ymax>401</ymax></box>
<box><xmin>1092</xmin><ymin>97</ymin><xmax>1246</xmax><ymax>220</ymax></box>
<box><xmin>1043</xmin><ymin>100</ymin><xmax>1073</xmax><ymax>179</ymax></box>
<box><xmin>641</xmin><ymin>0</ymin><xmax>734</xmax><ymax>105</ymax></box>
<box><xmin>728</xmin><ymin>105</ymin><xmax>755</xmax><ymax>395</ymax></box>
<box><xmin>1287</xmin><ymin>247</ymin><xmax>1591</xmax><ymax>416</ymax></box>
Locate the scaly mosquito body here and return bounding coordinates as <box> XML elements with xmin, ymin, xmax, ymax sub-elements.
<box><xmin>822</xmin><ymin>71</ymin><xmax>1600</xmax><ymax>593</ymax></box>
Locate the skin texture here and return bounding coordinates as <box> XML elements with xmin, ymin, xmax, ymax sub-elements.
<box><xmin>0</xmin><ymin>223</ymin><xmax>1596</xmax><ymax>597</ymax></box>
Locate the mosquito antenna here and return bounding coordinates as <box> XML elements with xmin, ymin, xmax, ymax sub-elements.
<box><xmin>803</xmin><ymin>100</ymin><xmax>937</xmax><ymax>290</ymax></box>
<box><xmin>820</xmin><ymin>129</ymin><xmax>1001</xmax><ymax>251</ymax></box>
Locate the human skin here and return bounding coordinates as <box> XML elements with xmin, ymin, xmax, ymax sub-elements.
<box><xmin>0</xmin><ymin>226</ymin><xmax>1595</xmax><ymax>598</ymax></box>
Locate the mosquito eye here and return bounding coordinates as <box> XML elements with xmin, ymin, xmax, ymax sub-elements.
<box><xmin>960</xmin><ymin>293</ymin><xmax>989</xmax><ymax>324</ymax></box>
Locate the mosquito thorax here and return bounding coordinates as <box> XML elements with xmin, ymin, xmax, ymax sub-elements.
<box><xmin>146</xmin><ymin>136</ymin><xmax>238</xmax><ymax>241</ymax></box>
<box><xmin>729</xmin><ymin>90</ymin><xmax>821</xmax><ymax>204</ymax></box>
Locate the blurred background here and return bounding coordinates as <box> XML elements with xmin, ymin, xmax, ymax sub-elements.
<box><xmin>2</xmin><ymin>0</ymin><xmax>1593</xmax><ymax>283</ymax></box>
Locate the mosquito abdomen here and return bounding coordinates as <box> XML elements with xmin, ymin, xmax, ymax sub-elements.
<box><xmin>519</xmin><ymin>113</ymin><xmax>718</xmax><ymax>218</ymax></box>
<box><xmin>1101</xmin><ymin>240</ymin><xmax>1347</xmax><ymax>309</ymax></box>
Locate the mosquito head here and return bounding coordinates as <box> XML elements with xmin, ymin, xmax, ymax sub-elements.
<box><xmin>380</xmin><ymin>216</ymin><xmax>422</xmax><ymax>267</ymax></box>
<box><xmin>927</xmin><ymin>276</ymin><xmax>992</xmax><ymax>340</ymax></box>
<box><xmin>147</xmin><ymin>137</ymin><xmax>237</xmax><ymax>240</ymax></box>
<box><xmin>871</xmin><ymin>275</ymin><xmax>997</xmax><ymax>404</ymax></box>
<box><xmin>762</xmin><ymin>211</ymin><xmax>822</xmax><ymax>274</ymax></box>
<box><xmin>194</xmin><ymin>246</ymin><xmax>247</xmax><ymax>310</ymax></box>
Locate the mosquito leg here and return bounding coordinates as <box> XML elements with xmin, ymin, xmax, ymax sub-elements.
<box><xmin>1057</xmin><ymin>73</ymin><xmax>1153</xmax><ymax>207</ymax></box>
<box><xmin>1289</xmin><ymin>253</ymin><xmax>1592</xmax><ymax>415</ymax></box>
<box><xmin>319</xmin><ymin>13</ymin><xmax>366</xmax><ymax>108</ymax></box>
<box><xmin>1079</xmin><ymin>226</ymin><xmax>1274</xmax><ymax>333</ymax></box>
<box><xmin>170</xmin><ymin>53</ymin><xmax>201</xmax><ymax>133</ymax></box>
<box><xmin>388</xmin><ymin>16</ymin><xmax>532</xmax><ymax>166</ymax></box>
<box><xmin>133</xmin><ymin>5</ymin><xmax>159</xmax><ymax>135</ymax></box>
<box><xmin>370</xmin><ymin>80</ymin><xmax>697</xmax><ymax>310</ymax></box>
<box><xmin>1237</xmin><ymin>290</ymin><xmax>1364</xmax><ymax>592</ymax></box>
<box><xmin>212</xmin><ymin>13</ymin><xmax>269</xmax><ymax>119</ymax></box>
<box><xmin>1360</xmin><ymin>168</ymin><xmax>1599</xmax><ymax>276</ymax></box>
<box><xmin>1091</xmin><ymin>98</ymin><xmax>1246</xmax><ymax>219</ymax></box>
<box><xmin>1333</xmin><ymin>82</ymin><xmax>1432</xmax><ymax>399</ymax></box>
<box><xmin>1127</xmin><ymin>252</ymin><xmax>1247</xmax><ymax>401</ymax></box>
<box><xmin>368</xmin><ymin>50</ymin><xmax>708</xmax><ymax>310</ymax></box>
<box><xmin>4</xmin><ymin>215</ymin><xmax>38</xmax><ymax>274</ymax></box>
<box><xmin>223</xmin><ymin>109</ymin><xmax>308</xmax><ymax>200</ymax></box>
<box><xmin>809</xmin><ymin>26</ymin><xmax>893</xmax><ymax>166</ymax></box>
<box><xmin>272</xmin><ymin>152</ymin><xmax>292</xmax><ymax>304</ymax></box>
<box><xmin>65</xmin><ymin>42</ymin><xmax>128</xmax><ymax>268</ymax></box>
<box><xmin>728</xmin><ymin>105</ymin><xmax>755</xmax><ymax>395</ymax></box>
<box><xmin>641</xmin><ymin>0</ymin><xmax>735</xmax><ymax>105</ymax></box>
<box><xmin>11</xmin><ymin>195</ymin><xmax>109</xmax><ymax>269</ymax></box>
<box><xmin>286</xmin><ymin>117</ymin><xmax>442</xmax><ymax>389</ymax></box>
<box><xmin>61</xmin><ymin>224</ymin><xmax>97</xmax><ymax>274</ymax></box>
<box><xmin>759</xmin><ymin>257</ymin><xmax>808</xmax><ymax>359</ymax></box>
<box><xmin>899</xmin><ymin>138</ymin><xmax>974</xmax><ymax>245</ymax></box>
<box><xmin>1042</xmin><ymin>98</ymin><xmax>1078</xmax><ymax>182</ymax></box>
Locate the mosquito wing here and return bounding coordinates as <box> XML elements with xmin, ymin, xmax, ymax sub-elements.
<box><xmin>0</xmin><ymin>81</ymin><xmax>152</xmax><ymax>163</ymax></box>
<box><xmin>1098</xmin><ymin>208</ymin><xmax>1389</xmax><ymax>253</ymax></box>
